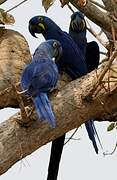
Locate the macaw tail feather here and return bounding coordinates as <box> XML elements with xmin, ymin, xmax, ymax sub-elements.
<box><xmin>47</xmin><ymin>134</ymin><xmax>65</xmax><ymax>180</ymax></box>
<box><xmin>85</xmin><ymin>120</ymin><xmax>99</xmax><ymax>154</ymax></box>
<box><xmin>33</xmin><ymin>93</ymin><xmax>55</xmax><ymax>128</ymax></box>
<box><xmin>91</xmin><ymin>119</ymin><xmax>103</xmax><ymax>150</ymax></box>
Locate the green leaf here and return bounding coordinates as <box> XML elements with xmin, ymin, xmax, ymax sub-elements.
<box><xmin>0</xmin><ymin>8</ymin><xmax>15</xmax><ymax>25</ymax></box>
<box><xmin>42</xmin><ymin>0</ymin><xmax>56</xmax><ymax>12</ymax></box>
<box><xmin>107</xmin><ymin>123</ymin><xmax>115</xmax><ymax>131</ymax></box>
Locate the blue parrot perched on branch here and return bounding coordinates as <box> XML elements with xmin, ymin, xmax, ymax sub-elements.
<box><xmin>21</xmin><ymin>39</ymin><xmax>62</xmax><ymax>128</ymax></box>
<box><xmin>28</xmin><ymin>15</ymin><xmax>101</xmax><ymax>180</ymax></box>
<box><xmin>69</xmin><ymin>11</ymin><xmax>102</xmax><ymax>149</ymax></box>
<box><xmin>69</xmin><ymin>11</ymin><xmax>100</xmax><ymax>73</ymax></box>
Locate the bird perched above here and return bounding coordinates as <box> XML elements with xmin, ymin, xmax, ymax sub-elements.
<box><xmin>21</xmin><ymin>39</ymin><xmax>62</xmax><ymax>128</ymax></box>
<box><xmin>28</xmin><ymin>15</ymin><xmax>101</xmax><ymax>180</ymax></box>
<box><xmin>69</xmin><ymin>11</ymin><xmax>100</xmax><ymax>72</ymax></box>
<box><xmin>69</xmin><ymin>11</ymin><xmax>102</xmax><ymax>146</ymax></box>
<box><xmin>29</xmin><ymin>15</ymin><xmax>88</xmax><ymax>79</ymax></box>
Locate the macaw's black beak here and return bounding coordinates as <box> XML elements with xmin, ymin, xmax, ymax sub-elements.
<box><xmin>28</xmin><ymin>23</ymin><xmax>42</xmax><ymax>38</ymax></box>
<box><xmin>55</xmin><ymin>46</ymin><xmax>63</xmax><ymax>65</ymax></box>
<box><xmin>72</xmin><ymin>15</ymin><xmax>84</xmax><ymax>31</ymax></box>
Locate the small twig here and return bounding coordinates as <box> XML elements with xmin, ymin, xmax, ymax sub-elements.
<box><xmin>110</xmin><ymin>67</ymin><xmax>117</xmax><ymax>74</ymax></box>
<box><xmin>86</xmin><ymin>50</ymin><xmax>117</xmax><ymax>100</ymax></box>
<box><xmin>100</xmin><ymin>51</ymin><xmax>107</xmax><ymax>56</ymax></box>
<box><xmin>6</xmin><ymin>0</ymin><xmax>28</xmax><ymax>13</ymax></box>
<box><xmin>98</xmin><ymin>30</ymin><xmax>103</xmax><ymax>36</ymax></box>
<box><xmin>67</xmin><ymin>4</ymin><xmax>75</xmax><ymax>13</ymax></box>
<box><xmin>65</xmin><ymin>137</ymin><xmax>80</xmax><ymax>141</ymax></box>
<box><xmin>17</xmin><ymin>89</ymin><xmax>28</xmax><ymax>95</ymax></box>
<box><xmin>107</xmin><ymin>70</ymin><xmax>111</xmax><ymax>93</ymax></box>
<box><xmin>94</xmin><ymin>85</ymin><xmax>102</xmax><ymax>97</ymax></box>
<box><xmin>86</xmin><ymin>21</ymin><xmax>107</xmax><ymax>48</ymax></box>
<box><xmin>89</xmin><ymin>0</ymin><xmax>106</xmax><ymax>10</ymax></box>
<box><xmin>101</xmin><ymin>82</ymin><xmax>108</xmax><ymax>93</ymax></box>
<box><xmin>110</xmin><ymin>75</ymin><xmax>117</xmax><ymax>79</ymax></box>
<box><xmin>27</xmin><ymin>105</ymin><xmax>35</xmax><ymax>118</ymax></box>
<box><xmin>111</xmin><ymin>22</ymin><xmax>117</xmax><ymax>61</ymax></box>
<box><xmin>12</xmin><ymin>84</ymin><xmax>30</xmax><ymax>124</ymax></box>
<box><xmin>64</xmin><ymin>128</ymin><xmax>79</xmax><ymax>145</ymax></box>
<box><xmin>102</xmin><ymin>80</ymin><xmax>117</xmax><ymax>83</ymax></box>
<box><xmin>103</xmin><ymin>142</ymin><xmax>117</xmax><ymax>156</ymax></box>
<box><xmin>99</xmin><ymin>57</ymin><xmax>109</xmax><ymax>65</ymax></box>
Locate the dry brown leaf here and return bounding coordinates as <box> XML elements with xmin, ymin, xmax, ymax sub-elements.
<box><xmin>0</xmin><ymin>9</ymin><xmax>15</xmax><ymax>25</ymax></box>
<box><xmin>42</xmin><ymin>0</ymin><xmax>56</xmax><ymax>12</ymax></box>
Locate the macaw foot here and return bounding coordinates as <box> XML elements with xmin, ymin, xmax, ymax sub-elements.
<box><xmin>16</xmin><ymin>89</ymin><xmax>28</xmax><ymax>95</ymax></box>
<box><xmin>12</xmin><ymin>84</ymin><xmax>34</xmax><ymax>127</ymax></box>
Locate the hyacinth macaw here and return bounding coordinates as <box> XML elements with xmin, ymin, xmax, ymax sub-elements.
<box><xmin>69</xmin><ymin>11</ymin><xmax>102</xmax><ymax>148</ymax></box>
<box><xmin>21</xmin><ymin>39</ymin><xmax>62</xmax><ymax>128</ymax></box>
<box><xmin>69</xmin><ymin>11</ymin><xmax>100</xmax><ymax>73</ymax></box>
<box><xmin>28</xmin><ymin>15</ymin><xmax>101</xmax><ymax>180</ymax></box>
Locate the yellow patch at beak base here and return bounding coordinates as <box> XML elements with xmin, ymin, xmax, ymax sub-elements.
<box><xmin>71</xmin><ymin>20</ymin><xmax>75</xmax><ymax>30</ymax></box>
<box><xmin>81</xmin><ymin>19</ymin><xmax>85</xmax><ymax>30</ymax></box>
<box><xmin>38</xmin><ymin>23</ymin><xmax>46</xmax><ymax>31</ymax></box>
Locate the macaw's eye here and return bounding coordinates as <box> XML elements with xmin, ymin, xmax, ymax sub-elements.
<box><xmin>53</xmin><ymin>42</ymin><xmax>57</xmax><ymax>47</ymax></box>
<box><xmin>38</xmin><ymin>17</ymin><xmax>43</xmax><ymax>21</ymax></box>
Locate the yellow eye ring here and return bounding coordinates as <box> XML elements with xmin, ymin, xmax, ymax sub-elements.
<box><xmin>53</xmin><ymin>42</ymin><xmax>57</xmax><ymax>47</ymax></box>
<box><xmin>38</xmin><ymin>17</ymin><xmax>43</xmax><ymax>21</ymax></box>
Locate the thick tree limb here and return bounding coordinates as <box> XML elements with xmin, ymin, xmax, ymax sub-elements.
<box><xmin>0</xmin><ymin>29</ymin><xmax>31</xmax><ymax>91</ymax></box>
<box><xmin>0</xmin><ymin>0</ymin><xmax>7</xmax><ymax>5</ymax></box>
<box><xmin>102</xmin><ymin>0</ymin><xmax>114</xmax><ymax>12</ymax></box>
<box><xmin>0</xmin><ymin>66</ymin><xmax>117</xmax><ymax>175</ymax></box>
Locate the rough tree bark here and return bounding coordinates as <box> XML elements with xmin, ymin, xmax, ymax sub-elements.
<box><xmin>0</xmin><ymin>29</ymin><xmax>31</xmax><ymax>91</ymax></box>
<box><xmin>0</xmin><ymin>29</ymin><xmax>117</xmax><ymax>174</ymax></box>
<box><xmin>0</xmin><ymin>66</ymin><xmax>117</xmax><ymax>175</ymax></box>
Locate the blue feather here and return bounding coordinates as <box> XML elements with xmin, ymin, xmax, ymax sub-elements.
<box><xmin>28</xmin><ymin>15</ymin><xmax>102</xmax><ymax>180</ymax></box>
<box><xmin>85</xmin><ymin>121</ymin><xmax>98</xmax><ymax>154</ymax></box>
<box><xmin>69</xmin><ymin>11</ymin><xmax>102</xmax><ymax>153</ymax></box>
<box><xmin>21</xmin><ymin>40</ymin><xmax>61</xmax><ymax>128</ymax></box>
<box><xmin>33</xmin><ymin>93</ymin><xmax>55</xmax><ymax>128</ymax></box>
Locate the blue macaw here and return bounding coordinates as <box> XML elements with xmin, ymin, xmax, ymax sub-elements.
<box><xmin>69</xmin><ymin>11</ymin><xmax>100</xmax><ymax>73</ymax></box>
<box><xmin>69</xmin><ymin>11</ymin><xmax>102</xmax><ymax>149</ymax></box>
<box><xmin>21</xmin><ymin>39</ymin><xmax>62</xmax><ymax>128</ymax></box>
<box><xmin>28</xmin><ymin>15</ymin><xmax>101</xmax><ymax>180</ymax></box>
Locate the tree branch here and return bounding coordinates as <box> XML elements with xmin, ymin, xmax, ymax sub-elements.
<box><xmin>101</xmin><ymin>0</ymin><xmax>114</xmax><ymax>12</ymax></box>
<box><xmin>0</xmin><ymin>0</ymin><xmax>7</xmax><ymax>5</ymax></box>
<box><xmin>1</xmin><ymin>66</ymin><xmax>117</xmax><ymax>175</ymax></box>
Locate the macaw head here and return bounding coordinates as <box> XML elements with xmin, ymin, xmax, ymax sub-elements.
<box><xmin>28</xmin><ymin>15</ymin><xmax>60</xmax><ymax>37</ymax></box>
<box><xmin>33</xmin><ymin>39</ymin><xmax>62</xmax><ymax>62</ymax></box>
<box><xmin>70</xmin><ymin>11</ymin><xmax>86</xmax><ymax>32</ymax></box>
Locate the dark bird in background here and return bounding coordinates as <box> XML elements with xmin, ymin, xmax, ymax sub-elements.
<box><xmin>69</xmin><ymin>11</ymin><xmax>102</xmax><ymax>150</ymax></box>
<box><xmin>21</xmin><ymin>39</ymin><xmax>62</xmax><ymax>128</ymax></box>
<box><xmin>28</xmin><ymin>15</ymin><xmax>101</xmax><ymax>180</ymax></box>
<box><xmin>69</xmin><ymin>11</ymin><xmax>100</xmax><ymax>72</ymax></box>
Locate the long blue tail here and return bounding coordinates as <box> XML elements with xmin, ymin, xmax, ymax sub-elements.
<box><xmin>33</xmin><ymin>92</ymin><xmax>55</xmax><ymax>128</ymax></box>
<box><xmin>85</xmin><ymin>119</ymin><xmax>102</xmax><ymax>154</ymax></box>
